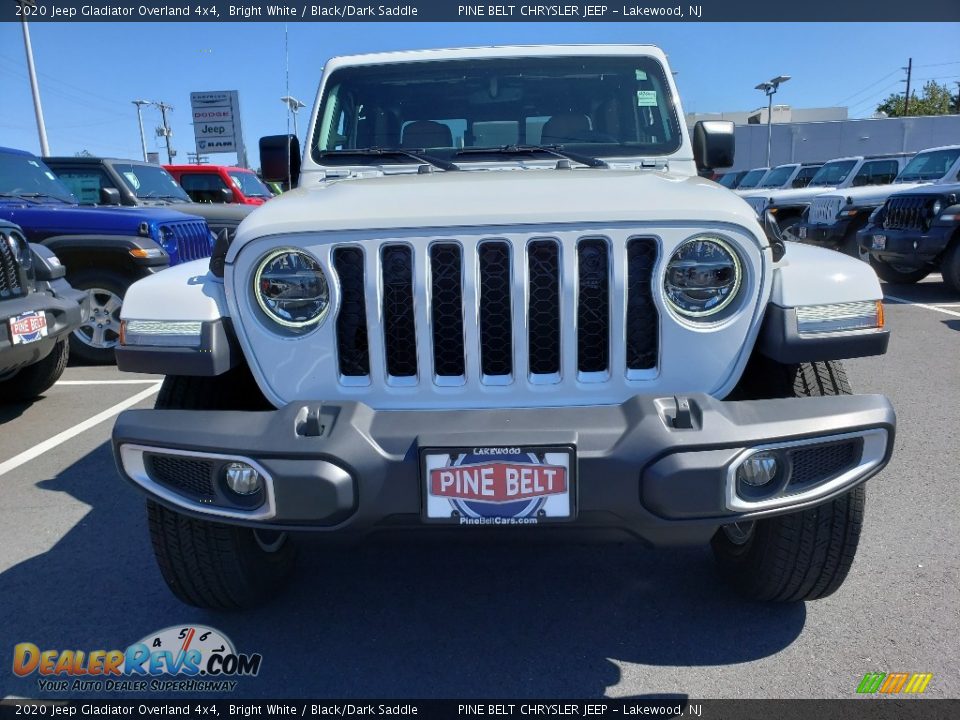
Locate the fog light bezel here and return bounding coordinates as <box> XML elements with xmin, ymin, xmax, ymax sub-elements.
<box><xmin>224</xmin><ymin>461</ymin><xmax>263</xmax><ymax>497</ymax></box>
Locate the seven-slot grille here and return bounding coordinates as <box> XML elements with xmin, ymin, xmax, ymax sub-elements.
<box><xmin>333</xmin><ymin>237</ymin><xmax>659</xmax><ymax>385</ymax></box>
<box><xmin>809</xmin><ymin>196</ymin><xmax>844</xmax><ymax>225</ymax></box>
<box><xmin>0</xmin><ymin>230</ymin><xmax>24</xmax><ymax>299</ymax></box>
<box><xmin>169</xmin><ymin>219</ymin><xmax>213</xmax><ymax>262</ymax></box>
<box><xmin>883</xmin><ymin>195</ymin><xmax>937</xmax><ymax>232</ymax></box>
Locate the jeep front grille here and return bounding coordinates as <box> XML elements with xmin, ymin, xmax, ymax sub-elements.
<box><xmin>331</xmin><ymin>235</ymin><xmax>659</xmax><ymax>387</ymax></box>
<box><xmin>883</xmin><ymin>195</ymin><xmax>937</xmax><ymax>232</ymax></box>
<box><xmin>809</xmin><ymin>196</ymin><xmax>844</xmax><ymax>225</ymax></box>
<box><xmin>0</xmin><ymin>230</ymin><xmax>24</xmax><ymax>299</ymax></box>
<box><xmin>169</xmin><ymin>219</ymin><xmax>213</xmax><ymax>262</ymax></box>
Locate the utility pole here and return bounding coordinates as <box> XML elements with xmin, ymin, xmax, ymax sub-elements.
<box><xmin>132</xmin><ymin>100</ymin><xmax>150</xmax><ymax>162</ymax></box>
<box><xmin>153</xmin><ymin>101</ymin><xmax>176</xmax><ymax>164</ymax></box>
<box><xmin>19</xmin><ymin>5</ymin><xmax>50</xmax><ymax>156</ymax></box>
<box><xmin>903</xmin><ymin>58</ymin><xmax>913</xmax><ymax>116</ymax></box>
<box><xmin>955</xmin><ymin>82</ymin><xmax>960</xmax><ymax>114</ymax></box>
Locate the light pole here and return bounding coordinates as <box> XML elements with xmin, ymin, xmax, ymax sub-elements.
<box><xmin>19</xmin><ymin>2</ymin><xmax>50</xmax><ymax>156</ymax></box>
<box><xmin>755</xmin><ymin>75</ymin><xmax>790</xmax><ymax>168</ymax></box>
<box><xmin>132</xmin><ymin>100</ymin><xmax>151</xmax><ymax>161</ymax></box>
<box><xmin>280</xmin><ymin>95</ymin><xmax>306</xmax><ymax>138</ymax></box>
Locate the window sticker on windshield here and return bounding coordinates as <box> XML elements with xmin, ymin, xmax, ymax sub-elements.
<box><xmin>123</xmin><ymin>172</ymin><xmax>141</xmax><ymax>190</ymax></box>
<box><xmin>635</xmin><ymin>70</ymin><xmax>648</xmax><ymax>81</ymax></box>
<box><xmin>44</xmin><ymin>171</ymin><xmax>56</xmax><ymax>180</ymax></box>
<box><xmin>637</xmin><ymin>90</ymin><xmax>658</xmax><ymax>107</ymax></box>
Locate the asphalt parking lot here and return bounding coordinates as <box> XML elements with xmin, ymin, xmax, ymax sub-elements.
<box><xmin>1</xmin><ymin>276</ymin><xmax>958</xmax><ymax>701</ymax></box>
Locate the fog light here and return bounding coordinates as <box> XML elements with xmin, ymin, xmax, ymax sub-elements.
<box><xmin>737</xmin><ymin>451</ymin><xmax>779</xmax><ymax>487</ymax></box>
<box><xmin>225</xmin><ymin>462</ymin><xmax>261</xmax><ymax>495</ymax></box>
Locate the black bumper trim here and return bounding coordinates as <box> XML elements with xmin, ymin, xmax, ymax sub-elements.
<box><xmin>757</xmin><ymin>305</ymin><xmax>889</xmax><ymax>364</ymax></box>
<box><xmin>115</xmin><ymin>318</ymin><xmax>240</xmax><ymax>376</ymax></box>
<box><xmin>0</xmin><ymin>284</ymin><xmax>88</xmax><ymax>375</ymax></box>
<box><xmin>112</xmin><ymin>392</ymin><xmax>896</xmax><ymax>545</ymax></box>
<box><xmin>857</xmin><ymin>223</ymin><xmax>955</xmax><ymax>268</ymax></box>
<box><xmin>797</xmin><ymin>219</ymin><xmax>853</xmax><ymax>245</ymax></box>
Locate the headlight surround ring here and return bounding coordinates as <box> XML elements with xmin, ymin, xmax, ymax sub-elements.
<box><xmin>253</xmin><ymin>248</ymin><xmax>330</xmax><ymax>329</ymax></box>
<box><xmin>663</xmin><ymin>234</ymin><xmax>743</xmax><ymax>320</ymax></box>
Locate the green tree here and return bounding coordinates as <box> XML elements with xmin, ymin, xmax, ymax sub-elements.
<box><xmin>876</xmin><ymin>80</ymin><xmax>955</xmax><ymax>117</ymax></box>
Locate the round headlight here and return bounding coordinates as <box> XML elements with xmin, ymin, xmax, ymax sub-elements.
<box><xmin>254</xmin><ymin>249</ymin><xmax>329</xmax><ymax>328</ymax></box>
<box><xmin>157</xmin><ymin>225</ymin><xmax>177</xmax><ymax>255</ymax></box>
<box><xmin>664</xmin><ymin>236</ymin><xmax>742</xmax><ymax>318</ymax></box>
<box><xmin>931</xmin><ymin>200</ymin><xmax>942</xmax><ymax>216</ymax></box>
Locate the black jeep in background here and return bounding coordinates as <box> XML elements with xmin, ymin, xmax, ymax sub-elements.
<box><xmin>0</xmin><ymin>220</ymin><xmax>88</xmax><ymax>401</ymax></box>
<box><xmin>44</xmin><ymin>156</ymin><xmax>253</xmax><ymax>241</ymax></box>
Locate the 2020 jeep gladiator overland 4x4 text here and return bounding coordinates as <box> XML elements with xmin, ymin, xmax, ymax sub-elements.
<box><xmin>111</xmin><ymin>46</ymin><xmax>896</xmax><ymax>609</ymax></box>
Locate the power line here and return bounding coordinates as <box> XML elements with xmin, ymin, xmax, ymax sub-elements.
<box><xmin>832</xmin><ymin>68</ymin><xmax>901</xmax><ymax>107</ymax></box>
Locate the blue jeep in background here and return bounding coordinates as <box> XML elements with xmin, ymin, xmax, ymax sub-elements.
<box><xmin>0</xmin><ymin>146</ymin><xmax>214</xmax><ymax>363</ymax></box>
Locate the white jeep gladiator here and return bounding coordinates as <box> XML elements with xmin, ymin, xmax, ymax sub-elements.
<box><xmin>110</xmin><ymin>45</ymin><xmax>895</xmax><ymax>609</ymax></box>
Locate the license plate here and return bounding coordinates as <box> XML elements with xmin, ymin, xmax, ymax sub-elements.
<box><xmin>421</xmin><ymin>445</ymin><xmax>575</xmax><ymax>525</ymax></box>
<box><xmin>872</xmin><ymin>234</ymin><xmax>887</xmax><ymax>250</ymax></box>
<box><xmin>798</xmin><ymin>226</ymin><xmax>807</xmax><ymax>239</ymax></box>
<box><xmin>8</xmin><ymin>311</ymin><xmax>48</xmax><ymax>345</ymax></box>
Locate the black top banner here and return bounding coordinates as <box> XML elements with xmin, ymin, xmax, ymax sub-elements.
<box><xmin>5</xmin><ymin>0</ymin><xmax>960</xmax><ymax>22</ymax></box>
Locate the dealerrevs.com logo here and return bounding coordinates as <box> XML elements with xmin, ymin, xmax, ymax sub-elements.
<box><xmin>13</xmin><ymin>625</ymin><xmax>261</xmax><ymax>693</ymax></box>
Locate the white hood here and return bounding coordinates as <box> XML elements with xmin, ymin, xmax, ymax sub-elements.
<box><xmin>231</xmin><ymin>169</ymin><xmax>762</xmax><ymax>251</ymax></box>
<box><xmin>741</xmin><ymin>185</ymin><xmax>838</xmax><ymax>206</ymax></box>
<box><xmin>815</xmin><ymin>181</ymin><xmax>929</xmax><ymax>207</ymax></box>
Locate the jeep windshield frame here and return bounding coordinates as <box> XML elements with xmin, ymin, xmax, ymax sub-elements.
<box><xmin>111</xmin><ymin>162</ymin><xmax>192</xmax><ymax>202</ymax></box>
<box><xmin>895</xmin><ymin>148</ymin><xmax>960</xmax><ymax>183</ymax></box>
<box><xmin>310</xmin><ymin>55</ymin><xmax>683</xmax><ymax>167</ymax></box>
<box><xmin>808</xmin><ymin>159</ymin><xmax>858</xmax><ymax>188</ymax></box>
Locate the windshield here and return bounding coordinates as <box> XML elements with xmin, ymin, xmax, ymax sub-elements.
<box><xmin>312</xmin><ymin>55</ymin><xmax>682</xmax><ymax>165</ymax></box>
<box><xmin>897</xmin><ymin>149</ymin><xmax>960</xmax><ymax>182</ymax></box>
<box><xmin>759</xmin><ymin>166</ymin><xmax>795</xmax><ymax>188</ymax></box>
<box><xmin>717</xmin><ymin>172</ymin><xmax>743</xmax><ymax>188</ymax></box>
<box><xmin>113</xmin><ymin>163</ymin><xmax>191</xmax><ymax>201</ymax></box>
<box><xmin>228</xmin><ymin>170</ymin><xmax>272</xmax><ymax>198</ymax></box>
<box><xmin>0</xmin><ymin>151</ymin><xmax>76</xmax><ymax>203</ymax></box>
<box><xmin>737</xmin><ymin>169</ymin><xmax>769</xmax><ymax>189</ymax></box>
<box><xmin>809</xmin><ymin>160</ymin><xmax>857</xmax><ymax>187</ymax></box>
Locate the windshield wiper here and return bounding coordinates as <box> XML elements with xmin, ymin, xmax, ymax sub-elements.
<box><xmin>318</xmin><ymin>148</ymin><xmax>460</xmax><ymax>172</ymax></box>
<box><xmin>15</xmin><ymin>192</ymin><xmax>72</xmax><ymax>204</ymax></box>
<box><xmin>456</xmin><ymin>144</ymin><xmax>609</xmax><ymax>169</ymax></box>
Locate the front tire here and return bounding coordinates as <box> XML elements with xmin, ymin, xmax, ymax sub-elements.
<box><xmin>68</xmin><ymin>270</ymin><xmax>129</xmax><ymax>365</ymax></box>
<box><xmin>0</xmin><ymin>338</ymin><xmax>69</xmax><ymax>401</ymax></box>
<box><xmin>714</xmin><ymin>360</ymin><xmax>865</xmax><ymax>602</ymax></box>
<box><xmin>940</xmin><ymin>240</ymin><xmax>960</xmax><ymax>294</ymax></box>
<box><xmin>869</xmin><ymin>256</ymin><xmax>930</xmax><ymax>284</ymax></box>
<box><xmin>146</xmin><ymin>372</ymin><xmax>294</xmax><ymax>610</ymax></box>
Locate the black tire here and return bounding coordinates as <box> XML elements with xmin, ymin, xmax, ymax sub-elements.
<box><xmin>0</xmin><ymin>338</ymin><xmax>69</xmax><ymax>400</ymax></box>
<box><xmin>840</xmin><ymin>230</ymin><xmax>869</xmax><ymax>261</ymax></box>
<box><xmin>869</xmin><ymin>256</ymin><xmax>930</xmax><ymax>285</ymax></box>
<box><xmin>146</xmin><ymin>372</ymin><xmax>293</xmax><ymax>610</ymax></box>
<box><xmin>940</xmin><ymin>239</ymin><xmax>960</xmax><ymax>294</ymax></box>
<box><xmin>67</xmin><ymin>269</ymin><xmax>130</xmax><ymax>365</ymax></box>
<box><xmin>713</xmin><ymin>359</ymin><xmax>865</xmax><ymax>602</ymax></box>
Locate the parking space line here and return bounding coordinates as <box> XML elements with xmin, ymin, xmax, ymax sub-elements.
<box><xmin>0</xmin><ymin>383</ymin><xmax>161</xmax><ymax>478</ymax></box>
<box><xmin>55</xmin><ymin>380</ymin><xmax>160</xmax><ymax>386</ymax></box>
<box><xmin>885</xmin><ymin>295</ymin><xmax>960</xmax><ymax>318</ymax></box>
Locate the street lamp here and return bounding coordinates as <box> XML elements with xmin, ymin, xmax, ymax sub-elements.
<box><xmin>755</xmin><ymin>75</ymin><xmax>790</xmax><ymax>167</ymax></box>
<box><xmin>280</xmin><ymin>96</ymin><xmax>306</xmax><ymax>138</ymax></box>
<box><xmin>132</xmin><ymin>100</ymin><xmax>151</xmax><ymax>162</ymax></box>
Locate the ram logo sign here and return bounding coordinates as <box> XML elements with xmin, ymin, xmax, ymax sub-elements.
<box><xmin>856</xmin><ymin>672</ymin><xmax>933</xmax><ymax>694</ymax></box>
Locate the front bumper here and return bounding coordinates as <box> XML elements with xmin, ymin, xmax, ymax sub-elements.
<box><xmin>796</xmin><ymin>219</ymin><xmax>853</xmax><ymax>246</ymax></box>
<box><xmin>112</xmin><ymin>392</ymin><xmax>895</xmax><ymax>546</ymax></box>
<box><xmin>857</xmin><ymin>223</ymin><xmax>953</xmax><ymax>269</ymax></box>
<box><xmin>0</xmin><ymin>280</ymin><xmax>89</xmax><ymax>376</ymax></box>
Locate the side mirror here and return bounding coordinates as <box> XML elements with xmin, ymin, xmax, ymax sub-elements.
<box><xmin>260</xmin><ymin>134</ymin><xmax>301</xmax><ymax>188</ymax></box>
<box><xmin>219</xmin><ymin>187</ymin><xmax>235</xmax><ymax>203</ymax></box>
<box><xmin>693</xmin><ymin>121</ymin><xmax>735</xmax><ymax>171</ymax></box>
<box><xmin>99</xmin><ymin>187</ymin><xmax>122</xmax><ymax>206</ymax></box>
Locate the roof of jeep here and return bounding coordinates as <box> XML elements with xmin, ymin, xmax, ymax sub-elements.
<box><xmin>324</xmin><ymin>44</ymin><xmax>668</xmax><ymax>68</ymax></box>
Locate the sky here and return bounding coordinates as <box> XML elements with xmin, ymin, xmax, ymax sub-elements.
<box><xmin>2</xmin><ymin>21</ymin><xmax>958</xmax><ymax>168</ymax></box>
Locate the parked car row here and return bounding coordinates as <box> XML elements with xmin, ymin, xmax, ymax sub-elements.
<box><xmin>0</xmin><ymin>147</ymin><xmax>274</xmax><ymax>370</ymax></box>
<box><xmin>717</xmin><ymin>147</ymin><xmax>960</xmax><ymax>288</ymax></box>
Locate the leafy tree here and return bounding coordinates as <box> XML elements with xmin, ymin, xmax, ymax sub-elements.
<box><xmin>876</xmin><ymin>80</ymin><xmax>955</xmax><ymax>117</ymax></box>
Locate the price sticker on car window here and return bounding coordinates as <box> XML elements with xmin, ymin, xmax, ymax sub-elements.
<box><xmin>637</xmin><ymin>90</ymin><xmax>658</xmax><ymax>107</ymax></box>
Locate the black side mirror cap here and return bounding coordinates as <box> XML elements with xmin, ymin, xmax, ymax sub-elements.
<box><xmin>220</xmin><ymin>187</ymin><xmax>235</xmax><ymax>203</ymax></box>
<box><xmin>29</xmin><ymin>243</ymin><xmax>67</xmax><ymax>280</ymax></box>
<box><xmin>763</xmin><ymin>210</ymin><xmax>787</xmax><ymax>262</ymax></box>
<box><xmin>259</xmin><ymin>134</ymin><xmax>301</xmax><ymax>188</ymax></box>
<box><xmin>693</xmin><ymin>121</ymin><xmax>735</xmax><ymax>171</ymax></box>
<box><xmin>99</xmin><ymin>187</ymin><xmax>122</xmax><ymax>206</ymax></box>
<box><xmin>209</xmin><ymin>228</ymin><xmax>233</xmax><ymax>278</ymax></box>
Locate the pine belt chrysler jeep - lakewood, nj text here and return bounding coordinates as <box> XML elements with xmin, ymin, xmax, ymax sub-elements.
<box><xmin>110</xmin><ymin>45</ymin><xmax>896</xmax><ymax>610</ymax></box>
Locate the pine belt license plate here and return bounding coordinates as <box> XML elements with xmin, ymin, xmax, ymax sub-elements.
<box><xmin>421</xmin><ymin>445</ymin><xmax>576</xmax><ymax>525</ymax></box>
<box><xmin>8</xmin><ymin>311</ymin><xmax>48</xmax><ymax>345</ymax></box>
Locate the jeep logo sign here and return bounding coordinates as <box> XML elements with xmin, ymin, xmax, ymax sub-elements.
<box><xmin>190</xmin><ymin>90</ymin><xmax>244</xmax><ymax>157</ymax></box>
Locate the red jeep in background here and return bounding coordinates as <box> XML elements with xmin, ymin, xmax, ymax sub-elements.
<box><xmin>164</xmin><ymin>164</ymin><xmax>274</xmax><ymax>206</ymax></box>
